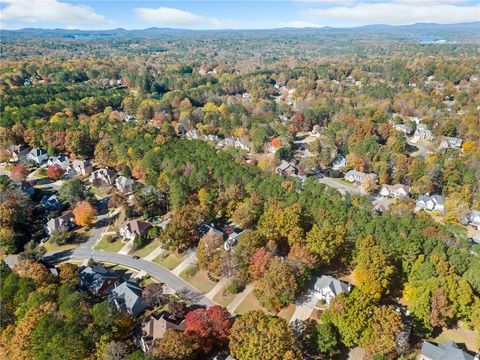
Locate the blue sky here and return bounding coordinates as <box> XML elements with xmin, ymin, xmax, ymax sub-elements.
<box><xmin>1</xmin><ymin>0</ymin><xmax>479</xmax><ymax>30</ymax></box>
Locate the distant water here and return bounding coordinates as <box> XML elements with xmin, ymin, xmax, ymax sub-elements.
<box><xmin>417</xmin><ymin>35</ymin><xmax>447</xmax><ymax>43</ymax></box>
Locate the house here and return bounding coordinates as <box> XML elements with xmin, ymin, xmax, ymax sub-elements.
<box><xmin>109</xmin><ymin>280</ymin><xmax>145</xmax><ymax>317</ymax></box>
<box><xmin>89</xmin><ymin>168</ymin><xmax>117</xmax><ymax>187</ymax></box>
<box><xmin>344</xmin><ymin>170</ymin><xmax>377</xmax><ymax>183</ymax></box>
<box><xmin>332</xmin><ymin>154</ymin><xmax>347</xmax><ymax>170</ymax></box>
<box><xmin>46</xmin><ymin>211</ymin><xmax>75</xmax><ymax>235</ymax></box>
<box><xmin>115</xmin><ymin>176</ymin><xmax>135</xmax><ymax>194</ymax></box>
<box><xmin>439</xmin><ymin>136</ymin><xmax>463</xmax><ymax>150</ymax></box>
<box><xmin>464</xmin><ymin>210</ymin><xmax>480</xmax><ymax>230</ymax></box>
<box><xmin>66</xmin><ymin>159</ymin><xmax>93</xmax><ymax>177</ymax></box>
<box><xmin>21</xmin><ymin>181</ymin><xmax>35</xmax><ymax>197</ymax></box>
<box><xmin>218</xmin><ymin>137</ymin><xmax>250</xmax><ymax>151</ymax></box>
<box><xmin>416</xmin><ymin>194</ymin><xmax>445</xmax><ymax>214</ymax></box>
<box><xmin>393</xmin><ymin>124</ymin><xmax>413</xmax><ymax>135</ymax></box>
<box><xmin>224</xmin><ymin>229</ymin><xmax>250</xmax><ymax>251</ymax></box>
<box><xmin>379</xmin><ymin>184</ymin><xmax>411</xmax><ymax>198</ymax></box>
<box><xmin>79</xmin><ymin>264</ymin><xmax>120</xmax><ymax>296</ymax></box>
<box><xmin>136</xmin><ymin>312</ymin><xmax>186</xmax><ymax>352</ymax></box>
<box><xmin>309</xmin><ymin>125</ymin><xmax>324</xmax><ymax>136</ymax></box>
<box><xmin>313</xmin><ymin>275</ymin><xmax>351</xmax><ymax>304</ymax></box>
<box><xmin>119</xmin><ymin>219</ymin><xmax>151</xmax><ymax>241</ymax></box>
<box><xmin>7</xmin><ymin>144</ymin><xmax>29</xmax><ymax>162</ymax></box>
<box><xmin>27</xmin><ymin>148</ymin><xmax>49</xmax><ymax>164</ymax></box>
<box><xmin>419</xmin><ymin>340</ymin><xmax>474</xmax><ymax>360</ymax></box>
<box><xmin>185</xmin><ymin>129</ymin><xmax>200</xmax><ymax>140</ymax></box>
<box><xmin>276</xmin><ymin>160</ymin><xmax>298</xmax><ymax>176</ymax></box>
<box><xmin>47</xmin><ymin>155</ymin><xmax>70</xmax><ymax>170</ymax></box>
<box><xmin>125</xmin><ymin>115</ymin><xmax>137</xmax><ymax>122</ymax></box>
<box><xmin>40</xmin><ymin>194</ymin><xmax>60</xmax><ymax>210</ymax></box>
<box><xmin>414</xmin><ymin>124</ymin><xmax>435</xmax><ymax>141</ymax></box>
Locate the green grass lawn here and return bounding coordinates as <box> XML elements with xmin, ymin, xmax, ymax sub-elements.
<box><xmin>94</xmin><ymin>236</ymin><xmax>125</xmax><ymax>253</ymax></box>
<box><xmin>154</xmin><ymin>252</ymin><xmax>186</xmax><ymax>270</ymax></box>
<box><xmin>213</xmin><ymin>286</ymin><xmax>237</xmax><ymax>307</ymax></box>
<box><xmin>235</xmin><ymin>292</ymin><xmax>273</xmax><ymax>315</ymax></box>
<box><xmin>43</xmin><ymin>240</ymin><xmax>79</xmax><ymax>252</ymax></box>
<box><xmin>129</xmin><ymin>239</ymin><xmax>162</xmax><ymax>258</ymax></box>
<box><xmin>180</xmin><ymin>269</ymin><xmax>217</xmax><ymax>294</ymax></box>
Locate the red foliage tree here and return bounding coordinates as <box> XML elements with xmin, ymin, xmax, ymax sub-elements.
<box><xmin>184</xmin><ymin>305</ymin><xmax>232</xmax><ymax>353</ymax></box>
<box><xmin>249</xmin><ymin>247</ymin><xmax>273</xmax><ymax>280</ymax></box>
<box><xmin>47</xmin><ymin>164</ymin><xmax>64</xmax><ymax>180</ymax></box>
<box><xmin>10</xmin><ymin>164</ymin><xmax>29</xmax><ymax>182</ymax></box>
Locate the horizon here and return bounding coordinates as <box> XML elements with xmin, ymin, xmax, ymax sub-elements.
<box><xmin>1</xmin><ymin>0</ymin><xmax>479</xmax><ymax>31</ymax></box>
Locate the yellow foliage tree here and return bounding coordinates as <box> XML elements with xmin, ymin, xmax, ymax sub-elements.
<box><xmin>73</xmin><ymin>201</ymin><xmax>97</xmax><ymax>227</ymax></box>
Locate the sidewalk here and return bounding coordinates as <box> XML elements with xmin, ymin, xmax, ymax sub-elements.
<box><xmin>227</xmin><ymin>283</ymin><xmax>254</xmax><ymax>313</ymax></box>
<box><xmin>205</xmin><ymin>277</ymin><xmax>229</xmax><ymax>301</ymax></box>
<box><xmin>143</xmin><ymin>246</ymin><xmax>165</xmax><ymax>261</ymax></box>
<box><xmin>171</xmin><ymin>251</ymin><xmax>197</xmax><ymax>276</ymax></box>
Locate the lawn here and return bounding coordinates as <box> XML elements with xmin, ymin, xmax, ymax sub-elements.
<box><xmin>235</xmin><ymin>292</ymin><xmax>273</xmax><ymax>315</ymax></box>
<box><xmin>129</xmin><ymin>239</ymin><xmax>162</xmax><ymax>258</ymax></box>
<box><xmin>89</xmin><ymin>186</ymin><xmax>109</xmax><ymax>199</ymax></box>
<box><xmin>277</xmin><ymin>304</ymin><xmax>296</xmax><ymax>322</ymax></box>
<box><xmin>42</xmin><ymin>240</ymin><xmax>79</xmax><ymax>252</ymax></box>
<box><xmin>180</xmin><ymin>269</ymin><xmax>217</xmax><ymax>294</ymax></box>
<box><xmin>154</xmin><ymin>252</ymin><xmax>186</xmax><ymax>270</ymax></box>
<box><xmin>94</xmin><ymin>236</ymin><xmax>125</xmax><ymax>253</ymax></box>
<box><xmin>432</xmin><ymin>322</ymin><xmax>478</xmax><ymax>352</ymax></box>
<box><xmin>213</xmin><ymin>286</ymin><xmax>237</xmax><ymax>307</ymax></box>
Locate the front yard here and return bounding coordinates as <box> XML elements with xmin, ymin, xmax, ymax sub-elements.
<box><xmin>235</xmin><ymin>292</ymin><xmax>273</xmax><ymax>315</ymax></box>
<box><xmin>42</xmin><ymin>239</ymin><xmax>79</xmax><ymax>252</ymax></box>
<box><xmin>180</xmin><ymin>268</ymin><xmax>217</xmax><ymax>294</ymax></box>
<box><xmin>213</xmin><ymin>286</ymin><xmax>237</xmax><ymax>307</ymax></box>
<box><xmin>94</xmin><ymin>236</ymin><xmax>125</xmax><ymax>253</ymax></box>
<box><xmin>129</xmin><ymin>239</ymin><xmax>162</xmax><ymax>258</ymax></box>
<box><xmin>153</xmin><ymin>252</ymin><xmax>186</xmax><ymax>270</ymax></box>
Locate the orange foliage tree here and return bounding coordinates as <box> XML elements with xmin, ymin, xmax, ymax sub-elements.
<box><xmin>72</xmin><ymin>200</ymin><xmax>97</xmax><ymax>227</ymax></box>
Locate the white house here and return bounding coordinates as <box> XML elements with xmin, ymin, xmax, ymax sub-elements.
<box><xmin>439</xmin><ymin>136</ymin><xmax>463</xmax><ymax>150</ymax></box>
<box><xmin>416</xmin><ymin>194</ymin><xmax>445</xmax><ymax>214</ymax></box>
<box><xmin>393</xmin><ymin>124</ymin><xmax>412</xmax><ymax>135</ymax></box>
<box><xmin>414</xmin><ymin>124</ymin><xmax>435</xmax><ymax>141</ymax></box>
<box><xmin>379</xmin><ymin>184</ymin><xmax>410</xmax><ymax>198</ymax></box>
<box><xmin>332</xmin><ymin>154</ymin><xmax>347</xmax><ymax>170</ymax></box>
<box><xmin>465</xmin><ymin>210</ymin><xmax>480</xmax><ymax>230</ymax></box>
<box><xmin>344</xmin><ymin>170</ymin><xmax>377</xmax><ymax>183</ymax></box>
<box><xmin>47</xmin><ymin>155</ymin><xmax>70</xmax><ymax>170</ymax></box>
<box><xmin>115</xmin><ymin>176</ymin><xmax>135</xmax><ymax>194</ymax></box>
<box><xmin>313</xmin><ymin>275</ymin><xmax>351</xmax><ymax>304</ymax></box>
<box><xmin>27</xmin><ymin>148</ymin><xmax>49</xmax><ymax>165</ymax></box>
<box><xmin>66</xmin><ymin>159</ymin><xmax>92</xmax><ymax>177</ymax></box>
<box><xmin>119</xmin><ymin>219</ymin><xmax>151</xmax><ymax>241</ymax></box>
<box><xmin>88</xmin><ymin>168</ymin><xmax>117</xmax><ymax>187</ymax></box>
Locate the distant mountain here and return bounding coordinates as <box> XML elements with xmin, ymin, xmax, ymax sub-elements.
<box><xmin>1</xmin><ymin>21</ymin><xmax>478</xmax><ymax>41</ymax></box>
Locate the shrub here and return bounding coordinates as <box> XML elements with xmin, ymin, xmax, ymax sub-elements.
<box><xmin>105</xmin><ymin>235</ymin><xmax>116</xmax><ymax>243</ymax></box>
<box><xmin>227</xmin><ymin>278</ymin><xmax>245</xmax><ymax>294</ymax></box>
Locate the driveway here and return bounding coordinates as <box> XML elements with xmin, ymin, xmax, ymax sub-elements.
<box><xmin>289</xmin><ymin>289</ymin><xmax>320</xmax><ymax>323</ymax></box>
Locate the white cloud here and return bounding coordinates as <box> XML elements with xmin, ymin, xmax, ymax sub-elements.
<box><xmin>304</xmin><ymin>1</ymin><xmax>480</xmax><ymax>26</ymax></box>
<box><xmin>135</xmin><ymin>6</ymin><xmax>239</xmax><ymax>29</ymax></box>
<box><xmin>0</xmin><ymin>0</ymin><xmax>114</xmax><ymax>28</ymax></box>
<box><xmin>285</xmin><ymin>20</ymin><xmax>324</xmax><ymax>28</ymax></box>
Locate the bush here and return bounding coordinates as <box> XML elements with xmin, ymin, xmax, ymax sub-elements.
<box><xmin>319</xmin><ymin>298</ymin><xmax>326</xmax><ymax>305</ymax></box>
<box><xmin>227</xmin><ymin>278</ymin><xmax>245</xmax><ymax>294</ymax></box>
<box><xmin>183</xmin><ymin>264</ymin><xmax>199</xmax><ymax>278</ymax></box>
<box><xmin>50</xmin><ymin>231</ymin><xmax>72</xmax><ymax>245</ymax></box>
<box><xmin>105</xmin><ymin>235</ymin><xmax>116</xmax><ymax>243</ymax></box>
<box><xmin>133</xmin><ymin>235</ymin><xmax>150</xmax><ymax>250</ymax></box>
<box><xmin>158</xmin><ymin>252</ymin><xmax>169</xmax><ymax>261</ymax></box>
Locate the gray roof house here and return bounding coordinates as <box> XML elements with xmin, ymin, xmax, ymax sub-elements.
<box><xmin>109</xmin><ymin>280</ymin><xmax>145</xmax><ymax>317</ymax></box>
<box><xmin>419</xmin><ymin>341</ymin><xmax>474</xmax><ymax>360</ymax></box>
<box><xmin>47</xmin><ymin>155</ymin><xmax>70</xmax><ymax>170</ymax></box>
<box><xmin>416</xmin><ymin>194</ymin><xmax>445</xmax><ymax>214</ymax></box>
<box><xmin>379</xmin><ymin>184</ymin><xmax>411</xmax><ymax>198</ymax></box>
<box><xmin>344</xmin><ymin>170</ymin><xmax>377</xmax><ymax>183</ymax></box>
<box><xmin>88</xmin><ymin>168</ymin><xmax>117</xmax><ymax>187</ymax></box>
<box><xmin>66</xmin><ymin>159</ymin><xmax>93</xmax><ymax>178</ymax></box>
<box><xmin>393</xmin><ymin>124</ymin><xmax>413</xmax><ymax>135</ymax></box>
<box><xmin>439</xmin><ymin>136</ymin><xmax>463</xmax><ymax>150</ymax></box>
<box><xmin>46</xmin><ymin>211</ymin><xmax>75</xmax><ymax>235</ymax></box>
<box><xmin>313</xmin><ymin>275</ymin><xmax>351</xmax><ymax>304</ymax></box>
<box><xmin>332</xmin><ymin>154</ymin><xmax>347</xmax><ymax>170</ymax></box>
<box><xmin>414</xmin><ymin>124</ymin><xmax>435</xmax><ymax>141</ymax></box>
<box><xmin>115</xmin><ymin>176</ymin><xmax>135</xmax><ymax>194</ymax></box>
<box><xmin>40</xmin><ymin>194</ymin><xmax>60</xmax><ymax>210</ymax></box>
<box><xmin>465</xmin><ymin>210</ymin><xmax>480</xmax><ymax>230</ymax></box>
<box><xmin>27</xmin><ymin>148</ymin><xmax>49</xmax><ymax>165</ymax></box>
<box><xmin>79</xmin><ymin>265</ymin><xmax>120</xmax><ymax>296</ymax></box>
<box><xmin>276</xmin><ymin>160</ymin><xmax>298</xmax><ymax>176</ymax></box>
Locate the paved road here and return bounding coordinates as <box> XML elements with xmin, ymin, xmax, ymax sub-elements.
<box><xmin>44</xmin><ymin>249</ymin><xmax>213</xmax><ymax>307</ymax></box>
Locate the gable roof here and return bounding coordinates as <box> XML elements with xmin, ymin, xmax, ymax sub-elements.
<box><xmin>314</xmin><ymin>275</ymin><xmax>350</xmax><ymax>296</ymax></box>
<box><xmin>421</xmin><ymin>341</ymin><xmax>474</xmax><ymax>360</ymax></box>
<box><xmin>79</xmin><ymin>265</ymin><xmax>119</xmax><ymax>293</ymax></box>
<box><xmin>120</xmin><ymin>219</ymin><xmax>151</xmax><ymax>237</ymax></box>
<box><xmin>110</xmin><ymin>280</ymin><xmax>145</xmax><ymax>317</ymax></box>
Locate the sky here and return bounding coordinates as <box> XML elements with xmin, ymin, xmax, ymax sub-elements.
<box><xmin>0</xmin><ymin>0</ymin><xmax>479</xmax><ymax>30</ymax></box>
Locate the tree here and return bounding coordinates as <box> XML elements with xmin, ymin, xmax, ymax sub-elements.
<box><xmin>72</xmin><ymin>201</ymin><xmax>97</xmax><ymax>227</ymax></box>
<box><xmin>160</xmin><ymin>204</ymin><xmax>202</xmax><ymax>252</ymax></box>
<box><xmin>361</xmin><ymin>175</ymin><xmax>379</xmax><ymax>194</ymax></box>
<box><xmin>361</xmin><ymin>306</ymin><xmax>403</xmax><ymax>358</ymax></box>
<box><xmin>229</xmin><ymin>311</ymin><xmax>296</xmax><ymax>360</ymax></box>
<box><xmin>168</xmin><ymin>301</ymin><xmax>186</xmax><ymax>318</ymax></box>
<box><xmin>248</xmin><ymin>247</ymin><xmax>273</xmax><ymax>280</ymax></box>
<box><xmin>305</xmin><ymin>221</ymin><xmax>346</xmax><ymax>264</ymax></box>
<box><xmin>196</xmin><ymin>230</ymin><xmax>225</xmax><ymax>276</ymax></box>
<box><xmin>316</xmin><ymin>321</ymin><xmax>341</xmax><ymax>358</ymax></box>
<box><xmin>151</xmin><ymin>330</ymin><xmax>199</xmax><ymax>360</ymax></box>
<box><xmin>13</xmin><ymin>259</ymin><xmax>51</xmax><ymax>286</ymax></box>
<box><xmin>429</xmin><ymin>288</ymin><xmax>454</xmax><ymax>328</ymax></box>
<box><xmin>184</xmin><ymin>305</ymin><xmax>232</xmax><ymax>353</ymax></box>
<box><xmin>10</xmin><ymin>164</ymin><xmax>29</xmax><ymax>182</ymax></box>
<box><xmin>142</xmin><ymin>283</ymin><xmax>166</xmax><ymax>308</ymax></box>
<box><xmin>47</xmin><ymin>164</ymin><xmax>63</xmax><ymax>180</ymax></box>
<box><xmin>287</xmin><ymin>244</ymin><xmax>317</xmax><ymax>287</ymax></box>
<box><xmin>255</xmin><ymin>257</ymin><xmax>298</xmax><ymax>311</ymax></box>
<box><xmin>353</xmin><ymin>236</ymin><xmax>395</xmax><ymax>300</ymax></box>
<box><xmin>18</xmin><ymin>241</ymin><xmax>46</xmax><ymax>261</ymax></box>
<box><xmin>59</xmin><ymin>179</ymin><xmax>88</xmax><ymax>205</ymax></box>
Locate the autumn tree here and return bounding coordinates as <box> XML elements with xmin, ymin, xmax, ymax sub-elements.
<box><xmin>184</xmin><ymin>305</ymin><xmax>232</xmax><ymax>353</ymax></box>
<box><xmin>152</xmin><ymin>330</ymin><xmax>199</xmax><ymax>360</ymax></box>
<box><xmin>142</xmin><ymin>283</ymin><xmax>166</xmax><ymax>308</ymax></box>
<box><xmin>160</xmin><ymin>204</ymin><xmax>202</xmax><ymax>252</ymax></box>
<box><xmin>248</xmin><ymin>247</ymin><xmax>273</xmax><ymax>280</ymax></box>
<box><xmin>305</xmin><ymin>221</ymin><xmax>346</xmax><ymax>264</ymax></box>
<box><xmin>229</xmin><ymin>311</ymin><xmax>296</xmax><ymax>360</ymax></box>
<box><xmin>57</xmin><ymin>263</ymin><xmax>79</xmax><ymax>286</ymax></box>
<box><xmin>429</xmin><ymin>288</ymin><xmax>454</xmax><ymax>328</ymax></box>
<box><xmin>47</xmin><ymin>164</ymin><xmax>64</xmax><ymax>180</ymax></box>
<box><xmin>10</xmin><ymin>165</ymin><xmax>29</xmax><ymax>184</ymax></box>
<box><xmin>196</xmin><ymin>230</ymin><xmax>225</xmax><ymax>277</ymax></box>
<box><xmin>353</xmin><ymin>236</ymin><xmax>395</xmax><ymax>300</ymax></box>
<box><xmin>13</xmin><ymin>259</ymin><xmax>52</xmax><ymax>286</ymax></box>
<box><xmin>72</xmin><ymin>200</ymin><xmax>97</xmax><ymax>227</ymax></box>
<box><xmin>255</xmin><ymin>257</ymin><xmax>298</xmax><ymax>311</ymax></box>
